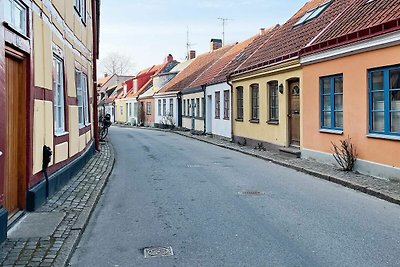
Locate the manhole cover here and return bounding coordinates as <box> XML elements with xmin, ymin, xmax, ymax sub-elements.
<box><xmin>187</xmin><ymin>164</ymin><xmax>203</xmax><ymax>168</ymax></box>
<box><xmin>144</xmin><ymin>246</ymin><xmax>174</xmax><ymax>258</ymax></box>
<box><xmin>238</xmin><ymin>191</ymin><xmax>265</xmax><ymax>196</ymax></box>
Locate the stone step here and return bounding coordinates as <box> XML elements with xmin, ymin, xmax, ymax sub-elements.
<box><xmin>279</xmin><ymin>147</ymin><xmax>301</xmax><ymax>158</ymax></box>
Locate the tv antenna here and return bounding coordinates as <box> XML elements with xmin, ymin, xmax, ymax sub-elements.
<box><xmin>217</xmin><ymin>18</ymin><xmax>232</xmax><ymax>45</ymax></box>
<box><xmin>186</xmin><ymin>27</ymin><xmax>196</xmax><ymax>60</ymax></box>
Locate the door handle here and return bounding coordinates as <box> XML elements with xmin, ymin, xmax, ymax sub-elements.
<box><xmin>0</xmin><ymin>151</ymin><xmax>2</xmax><ymax>157</ymax></box>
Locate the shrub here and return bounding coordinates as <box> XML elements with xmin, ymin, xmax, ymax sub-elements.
<box><xmin>331</xmin><ymin>136</ymin><xmax>358</xmax><ymax>171</ymax></box>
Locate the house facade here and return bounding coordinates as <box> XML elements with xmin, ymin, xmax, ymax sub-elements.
<box><xmin>300</xmin><ymin>0</ymin><xmax>400</xmax><ymax>179</ymax></box>
<box><xmin>230</xmin><ymin>0</ymin><xmax>349</xmax><ymax>149</ymax></box>
<box><xmin>0</xmin><ymin>0</ymin><xmax>100</xmax><ymax>242</ymax></box>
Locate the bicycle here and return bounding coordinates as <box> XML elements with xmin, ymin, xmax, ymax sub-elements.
<box><xmin>99</xmin><ymin>114</ymin><xmax>112</xmax><ymax>140</ymax></box>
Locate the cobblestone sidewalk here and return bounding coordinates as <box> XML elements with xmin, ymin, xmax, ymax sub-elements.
<box><xmin>166</xmin><ymin>129</ymin><xmax>400</xmax><ymax>206</ymax></box>
<box><xmin>0</xmin><ymin>141</ymin><xmax>114</xmax><ymax>267</ymax></box>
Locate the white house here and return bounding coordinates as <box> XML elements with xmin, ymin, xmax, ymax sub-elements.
<box><xmin>205</xmin><ymin>83</ymin><xmax>231</xmax><ymax>138</ymax></box>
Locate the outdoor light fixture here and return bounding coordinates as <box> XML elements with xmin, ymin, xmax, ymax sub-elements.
<box><xmin>279</xmin><ymin>83</ymin><xmax>284</xmax><ymax>94</ymax></box>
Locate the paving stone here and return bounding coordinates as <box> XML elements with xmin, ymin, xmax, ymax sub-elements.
<box><xmin>0</xmin><ymin>141</ymin><xmax>114</xmax><ymax>266</ymax></box>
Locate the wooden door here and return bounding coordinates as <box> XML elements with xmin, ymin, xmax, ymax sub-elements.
<box><xmin>288</xmin><ymin>80</ymin><xmax>300</xmax><ymax>147</ymax></box>
<box><xmin>4</xmin><ymin>49</ymin><xmax>27</xmax><ymax>217</ymax></box>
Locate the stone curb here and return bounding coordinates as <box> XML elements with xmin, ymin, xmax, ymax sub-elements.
<box><xmin>119</xmin><ymin>125</ymin><xmax>400</xmax><ymax>207</ymax></box>
<box><xmin>60</xmin><ymin>141</ymin><xmax>116</xmax><ymax>267</ymax></box>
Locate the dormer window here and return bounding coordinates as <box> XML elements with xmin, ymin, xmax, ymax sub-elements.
<box><xmin>74</xmin><ymin>0</ymin><xmax>86</xmax><ymax>23</ymax></box>
<box><xmin>294</xmin><ymin>1</ymin><xmax>331</xmax><ymax>26</ymax></box>
<box><xmin>5</xmin><ymin>0</ymin><xmax>27</xmax><ymax>35</ymax></box>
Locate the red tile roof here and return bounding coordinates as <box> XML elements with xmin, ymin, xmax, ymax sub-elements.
<box><xmin>160</xmin><ymin>45</ymin><xmax>233</xmax><ymax>93</ymax></box>
<box><xmin>234</xmin><ymin>0</ymin><xmax>352</xmax><ymax>75</ymax></box>
<box><xmin>189</xmin><ymin>35</ymin><xmax>258</xmax><ymax>87</ymax></box>
<box><xmin>302</xmin><ymin>0</ymin><xmax>400</xmax><ymax>55</ymax></box>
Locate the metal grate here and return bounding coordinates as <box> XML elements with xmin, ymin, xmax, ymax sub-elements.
<box><xmin>144</xmin><ymin>246</ymin><xmax>174</xmax><ymax>258</ymax></box>
<box><xmin>238</xmin><ymin>191</ymin><xmax>265</xmax><ymax>196</ymax></box>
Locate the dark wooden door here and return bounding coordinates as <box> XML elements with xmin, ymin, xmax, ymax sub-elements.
<box><xmin>4</xmin><ymin>49</ymin><xmax>27</xmax><ymax>217</ymax></box>
<box><xmin>288</xmin><ymin>80</ymin><xmax>300</xmax><ymax>147</ymax></box>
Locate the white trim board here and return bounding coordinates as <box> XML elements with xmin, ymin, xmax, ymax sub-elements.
<box><xmin>301</xmin><ymin>31</ymin><xmax>400</xmax><ymax>65</ymax></box>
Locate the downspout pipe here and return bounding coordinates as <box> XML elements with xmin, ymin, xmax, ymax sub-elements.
<box><xmin>226</xmin><ymin>75</ymin><xmax>234</xmax><ymax>142</ymax></box>
<box><xmin>92</xmin><ymin>0</ymin><xmax>100</xmax><ymax>151</ymax></box>
<box><xmin>201</xmin><ymin>84</ymin><xmax>206</xmax><ymax>134</ymax></box>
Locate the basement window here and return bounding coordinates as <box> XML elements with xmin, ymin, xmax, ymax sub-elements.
<box><xmin>294</xmin><ymin>1</ymin><xmax>331</xmax><ymax>27</ymax></box>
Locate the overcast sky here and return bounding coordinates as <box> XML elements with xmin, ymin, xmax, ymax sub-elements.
<box><xmin>98</xmin><ymin>0</ymin><xmax>307</xmax><ymax>75</ymax></box>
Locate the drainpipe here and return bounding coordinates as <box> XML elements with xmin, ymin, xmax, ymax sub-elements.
<box><xmin>226</xmin><ymin>75</ymin><xmax>234</xmax><ymax>142</ymax></box>
<box><xmin>202</xmin><ymin>84</ymin><xmax>206</xmax><ymax>134</ymax></box>
<box><xmin>92</xmin><ymin>0</ymin><xmax>100</xmax><ymax>151</ymax></box>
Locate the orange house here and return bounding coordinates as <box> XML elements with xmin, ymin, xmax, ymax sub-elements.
<box><xmin>301</xmin><ymin>0</ymin><xmax>400</xmax><ymax>179</ymax></box>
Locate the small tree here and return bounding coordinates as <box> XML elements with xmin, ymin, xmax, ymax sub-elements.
<box><xmin>331</xmin><ymin>136</ymin><xmax>358</xmax><ymax>171</ymax></box>
<box><xmin>100</xmin><ymin>52</ymin><xmax>134</xmax><ymax>75</ymax></box>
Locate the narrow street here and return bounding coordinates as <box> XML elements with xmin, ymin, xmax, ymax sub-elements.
<box><xmin>70</xmin><ymin>127</ymin><xmax>400</xmax><ymax>267</ymax></box>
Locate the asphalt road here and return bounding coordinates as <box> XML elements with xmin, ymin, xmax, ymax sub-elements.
<box><xmin>70</xmin><ymin>127</ymin><xmax>400</xmax><ymax>267</ymax></box>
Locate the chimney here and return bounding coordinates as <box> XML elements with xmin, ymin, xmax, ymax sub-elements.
<box><xmin>210</xmin><ymin>39</ymin><xmax>222</xmax><ymax>51</ymax></box>
<box><xmin>259</xmin><ymin>28</ymin><xmax>265</xmax><ymax>36</ymax></box>
<box><xmin>166</xmin><ymin>54</ymin><xmax>174</xmax><ymax>63</ymax></box>
<box><xmin>188</xmin><ymin>50</ymin><xmax>196</xmax><ymax>60</ymax></box>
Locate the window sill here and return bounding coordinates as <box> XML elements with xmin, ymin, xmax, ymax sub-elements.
<box><xmin>223</xmin><ymin>117</ymin><xmax>230</xmax><ymax>121</ymax></box>
<box><xmin>235</xmin><ymin>118</ymin><xmax>243</xmax><ymax>122</ymax></box>
<box><xmin>215</xmin><ymin>117</ymin><xmax>220</xmax><ymax>119</ymax></box>
<box><xmin>367</xmin><ymin>133</ymin><xmax>400</xmax><ymax>141</ymax></box>
<box><xmin>249</xmin><ymin>119</ymin><xmax>260</xmax><ymax>124</ymax></box>
<box><xmin>320</xmin><ymin>129</ymin><xmax>343</xmax><ymax>135</ymax></box>
<box><xmin>3</xmin><ymin>22</ymin><xmax>29</xmax><ymax>40</ymax></box>
<box><xmin>55</xmin><ymin>131</ymin><xmax>69</xmax><ymax>137</ymax></box>
<box><xmin>267</xmin><ymin>120</ymin><xmax>279</xmax><ymax>125</ymax></box>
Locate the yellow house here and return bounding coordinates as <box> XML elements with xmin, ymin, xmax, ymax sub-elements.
<box><xmin>0</xmin><ymin>0</ymin><xmax>100</xmax><ymax>242</ymax></box>
<box><xmin>230</xmin><ymin>0</ymin><xmax>349</xmax><ymax>149</ymax></box>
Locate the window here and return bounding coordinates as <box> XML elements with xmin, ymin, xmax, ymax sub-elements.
<box><xmin>268</xmin><ymin>81</ymin><xmax>279</xmax><ymax>122</ymax></box>
<box><xmin>162</xmin><ymin>99</ymin><xmax>166</xmax><ymax>116</ymax></box>
<box><xmin>76</xmin><ymin>70</ymin><xmax>90</xmax><ymax>127</ymax></box>
<box><xmin>183</xmin><ymin>100</ymin><xmax>186</xmax><ymax>116</ymax></box>
<box><xmin>53</xmin><ymin>56</ymin><xmax>65</xmax><ymax>134</ymax></box>
<box><xmin>369</xmin><ymin>66</ymin><xmax>400</xmax><ymax>135</ymax></box>
<box><xmin>223</xmin><ymin>90</ymin><xmax>230</xmax><ymax>119</ymax></box>
<box><xmin>236</xmin><ymin>87</ymin><xmax>243</xmax><ymax>119</ymax></box>
<box><xmin>196</xmin><ymin>98</ymin><xmax>200</xmax><ymax>117</ymax></box>
<box><xmin>320</xmin><ymin>75</ymin><xmax>343</xmax><ymax>130</ymax></box>
<box><xmin>294</xmin><ymin>1</ymin><xmax>331</xmax><ymax>26</ymax></box>
<box><xmin>146</xmin><ymin>102</ymin><xmax>151</xmax><ymax>115</ymax></box>
<box><xmin>74</xmin><ymin>0</ymin><xmax>86</xmax><ymax>22</ymax></box>
<box><xmin>186</xmin><ymin>99</ymin><xmax>190</xmax><ymax>115</ymax></box>
<box><xmin>251</xmin><ymin>84</ymin><xmax>259</xmax><ymax>121</ymax></box>
<box><xmin>158</xmin><ymin>100</ymin><xmax>161</xmax><ymax>116</ymax></box>
<box><xmin>215</xmin><ymin>92</ymin><xmax>220</xmax><ymax>118</ymax></box>
<box><xmin>5</xmin><ymin>0</ymin><xmax>27</xmax><ymax>35</ymax></box>
<box><xmin>169</xmin><ymin>98</ymin><xmax>174</xmax><ymax>116</ymax></box>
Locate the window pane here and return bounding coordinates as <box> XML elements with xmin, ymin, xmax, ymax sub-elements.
<box><xmin>371</xmin><ymin>71</ymin><xmax>384</xmax><ymax>91</ymax></box>
<box><xmin>391</xmin><ymin>90</ymin><xmax>400</xmax><ymax>111</ymax></box>
<box><xmin>335</xmin><ymin>111</ymin><xmax>343</xmax><ymax>128</ymax></box>
<box><xmin>391</xmin><ymin>112</ymin><xmax>400</xmax><ymax>133</ymax></box>
<box><xmin>334</xmin><ymin>77</ymin><xmax>343</xmax><ymax>93</ymax></box>
<box><xmin>323</xmin><ymin>95</ymin><xmax>331</xmax><ymax>110</ymax></box>
<box><xmin>334</xmin><ymin>95</ymin><xmax>343</xmax><ymax>111</ymax></box>
<box><xmin>372</xmin><ymin>92</ymin><xmax>384</xmax><ymax>110</ymax></box>
<box><xmin>5</xmin><ymin>0</ymin><xmax>12</xmax><ymax>23</ymax></box>
<box><xmin>322</xmin><ymin>79</ymin><xmax>330</xmax><ymax>94</ymax></box>
<box><xmin>323</xmin><ymin>112</ymin><xmax>331</xmax><ymax>127</ymax></box>
<box><xmin>372</xmin><ymin>111</ymin><xmax>385</xmax><ymax>132</ymax></box>
<box><xmin>390</xmin><ymin>69</ymin><xmax>400</xmax><ymax>90</ymax></box>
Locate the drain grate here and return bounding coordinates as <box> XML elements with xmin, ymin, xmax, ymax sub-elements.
<box><xmin>144</xmin><ymin>246</ymin><xmax>174</xmax><ymax>258</ymax></box>
<box><xmin>238</xmin><ymin>191</ymin><xmax>265</xmax><ymax>196</ymax></box>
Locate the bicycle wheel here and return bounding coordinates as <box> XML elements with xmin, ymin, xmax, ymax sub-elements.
<box><xmin>100</xmin><ymin>127</ymin><xmax>108</xmax><ymax>140</ymax></box>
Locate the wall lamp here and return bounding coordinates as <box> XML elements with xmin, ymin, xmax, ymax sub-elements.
<box><xmin>279</xmin><ymin>83</ymin><xmax>284</xmax><ymax>94</ymax></box>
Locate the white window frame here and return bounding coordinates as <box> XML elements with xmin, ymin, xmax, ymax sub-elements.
<box><xmin>53</xmin><ymin>56</ymin><xmax>66</xmax><ymax>135</ymax></box>
<box><xmin>74</xmin><ymin>0</ymin><xmax>86</xmax><ymax>22</ymax></box>
<box><xmin>5</xmin><ymin>0</ymin><xmax>27</xmax><ymax>35</ymax></box>
<box><xmin>76</xmin><ymin>70</ymin><xmax>90</xmax><ymax>127</ymax></box>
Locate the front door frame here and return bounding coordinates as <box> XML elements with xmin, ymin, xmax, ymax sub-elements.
<box><xmin>287</xmin><ymin>78</ymin><xmax>301</xmax><ymax>147</ymax></box>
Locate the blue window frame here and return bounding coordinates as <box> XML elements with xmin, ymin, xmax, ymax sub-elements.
<box><xmin>320</xmin><ymin>75</ymin><xmax>343</xmax><ymax>130</ymax></box>
<box><xmin>369</xmin><ymin>65</ymin><xmax>400</xmax><ymax>136</ymax></box>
